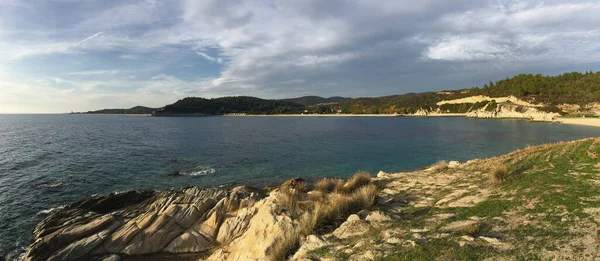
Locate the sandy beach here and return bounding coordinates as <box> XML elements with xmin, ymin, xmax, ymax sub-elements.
<box><xmin>554</xmin><ymin>117</ymin><xmax>600</xmax><ymax>128</ymax></box>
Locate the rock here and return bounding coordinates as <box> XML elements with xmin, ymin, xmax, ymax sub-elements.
<box><xmin>460</xmin><ymin>235</ymin><xmax>475</xmax><ymax>242</ymax></box>
<box><xmin>167</xmin><ymin>170</ymin><xmax>181</xmax><ymax>177</ymax></box>
<box><xmin>22</xmin><ymin>188</ymin><xmax>232</xmax><ymax>261</ymax></box>
<box><xmin>99</xmin><ymin>254</ymin><xmax>121</xmax><ymax>261</ymax></box>
<box><xmin>402</xmin><ymin>240</ymin><xmax>417</xmax><ymax>248</ymax></box>
<box><xmin>365</xmin><ymin>211</ymin><xmax>391</xmax><ymax>223</ymax></box>
<box><xmin>439</xmin><ymin>220</ymin><xmax>479</xmax><ymax>233</ymax></box>
<box><xmin>361</xmin><ymin>250</ymin><xmax>383</xmax><ymax>260</ymax></box>
<box><xmin>280</xmin><ymin>178</ymin><xmax>306</xmax><ymax>192</ymax></box>
<box><xmin>332</xmin><ymin>217</ymin><xmax>372</xmax><ymax>239</ymax></box>
<box><xmin>409</xmin><ymin>228</ymin><xmax>430</xmax><ymax>233</ymax></box>
<box><xmin>448</xmin><ymin>161</ymin><xmax>461</xmax><ymax>168</ymax></box>
<box><xmin>292</xmin><ymin>235</ymin><xmax>328</xmax><ymax>260</ymax></box>
<box><xmin>385</xmin><ymin>237</ymin><xmax>402</xmax><ymax>244</ymax></box>
<box><xmin>479</xmin><ymin>236</ymin><xmax>511</xmax><ymax>250</ymax></box>
<box><xmin>377</xmin><ymin>171</ymin><xmax>389</xmax><ymax>178</ymax></box>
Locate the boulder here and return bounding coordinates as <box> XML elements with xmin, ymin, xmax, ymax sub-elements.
<box><xmin>332</xmin><ymin>215</ymin><xmax>372</xmax><ymax>239</ymax></box>
<box><xmin>292</xmin><ymin>235</ymin><xmax>329</xmax><ymax>260</ymax></box>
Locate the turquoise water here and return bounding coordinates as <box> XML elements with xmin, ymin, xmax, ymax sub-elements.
<box><xmin>0</xmin><ymin>114</ymin><xmax>598</xmax><ymax>258</ymax></box>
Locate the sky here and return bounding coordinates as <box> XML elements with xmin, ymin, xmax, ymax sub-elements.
<box><xmin>1</xmin><ymin>0</ymin><xmax>600</xmax><ymax>113</ymax></box>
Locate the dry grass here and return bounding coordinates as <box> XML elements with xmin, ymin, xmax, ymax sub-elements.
<box><xmin>314</xmin><ymin>178</ymin><xmax>343</xmax><ymax>193</ymax></box>
<box><xmin>275</xmin><ymin>187</ymin><xmax>305</xmax><ymax>217</ymax></box>
<box><xmin>308</xmin><ymin>190</ymin><xmax>325</xmax><ymax>202</ymax></box>
<box><xmin>271</xmin><ymin>173</ymin><xmax>378</xmax><ymax>257</ymax></box>
<box><xmin>266</xmin><ymin>230</ymin><xmax>300</xmax><ymax>261</ymax></box>
<box><xmin>428</xmin><ymin>160</ymin><xmax>449</xmax><ymax>172</ymax></box>
<box><xmin>312</xmin><ymin>183</ymin><xmax>377</xmax><ymax>232</ymax></box>
<box><xmin>336</xmin><ymin>172</ymin><xmax>372</xmax><ymax>194</ymax></box>
<box><xmin>490</xmin><ymin>163</ymin><xmax>509</xmax><ymax>182</ymax></box>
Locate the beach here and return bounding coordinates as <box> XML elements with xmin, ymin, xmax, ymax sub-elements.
<box><xmin>554</xmin><ymin>117</ymin><xmax>600</xmax><ymax>128</ymax></box>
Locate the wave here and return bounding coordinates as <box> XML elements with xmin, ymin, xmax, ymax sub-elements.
<box><xmin>37</xmin><ymin>205</ymin><xmax>65</xmax><ymax>215</ymax></box>
<box><xmin>183</xmin><ymin>165</ymin><xmax>216</xmax><ymax>176</ymax></box>
<box><xmin>36</xmin><ymin>181</ymin><xmax>68</xmax><ymax>188</ymax></box>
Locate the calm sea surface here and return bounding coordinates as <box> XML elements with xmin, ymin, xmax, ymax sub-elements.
<box><xmin>0</xmin><ymin>114</ymin><xmax>598</xmax><ymax>258</ymax></box>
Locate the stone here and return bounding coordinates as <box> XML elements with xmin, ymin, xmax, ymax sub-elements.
<box><xmin>332</xmin><ymin>218</ymin><xmax>372</xmax><ymax>239</ymax></box>
<box><xmin>385</xmin><ymin>237</ymin><xmax>402</xmax><ymax>244</ymax></box>
<box><xmin>402</xmin><ymin>240</ymin><xmax>417</xmax><ymax>248</ymax></box>
<box><xmin>280</xmin><ymin>178</ymin><xmax>306</xmax><ymax>191</ymax></box>
<box><xmin>100</xmin><ymin>254</ymin><xmax>121</xmax><ymax>261</ymax></box>
<box><xmin>439</xmin><ymin>220</ymin><xmax>479</xmax><ymax>233</ymax></box>
<box><xmin>448</xmin><ymin>161</ymin><xmax>461</xmax><ymax>168</ymax></box>
<box><xmin>365</xmin><ymin>211</ymin><xmax>391</xmax><ymax>223</ymax></box>
<box><xmin>292</xmin><ymin>235</ymin><xmax>328</xmax><ymax>260</ymax></box>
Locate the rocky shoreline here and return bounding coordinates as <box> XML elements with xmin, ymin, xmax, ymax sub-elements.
<box><xmin>22</xmin><ymin>138</ymin><xmax>600</xmax><ymax>260</ymax></box>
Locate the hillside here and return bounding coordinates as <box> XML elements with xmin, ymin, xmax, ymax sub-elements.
<box><xmin>21</xmin><ymin>138</ymin><xmax>600</xmax><ymax>260</ymax></box>
<box><xmin>86</xmin><ymin>106</ymin><xmax>157</xmax><ymax>114</ymax></box>
<box><xmin>334</xmin><ymin>71</ymin><xmax>600</xmax><ymax>114</ymax></box>
<box><xmin>154</xmin><ymin>96</ymin><xmax>304</xmax><ymax>115</ymax></box>
<box><xmin>280</xmin><ymin>96</ymin><xmax>351</xmax><ymax>106</ymax></box>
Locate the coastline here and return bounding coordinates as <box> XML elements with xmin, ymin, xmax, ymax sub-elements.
<box><xmin>554</xmin><ymin>117</ymin><xmax>600</xmax><ymax>128</ymax></box>
<box><xmin>223</xmin><ymin>113</ymin><xmax>600</xmax><ymax>128</ymax></box>
<box><xmin>76</xmin><ymin>112</ymin><xmax>600</xmax><ymax>128</ymax></box>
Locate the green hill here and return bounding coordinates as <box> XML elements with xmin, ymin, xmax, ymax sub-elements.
<box><xmin>280</xmin><ymin>96</ymin><xmax>351</xmax><ymax>106</ymax></box>
<box><xmin>87</xmin><ymin>106</ymin><xmax>157</xmax><ymax>114</ymax></box>
<box><xmin>154</xmin><ymin>96</ymin><xmax>304</xmax><ymax>115</ymax></box>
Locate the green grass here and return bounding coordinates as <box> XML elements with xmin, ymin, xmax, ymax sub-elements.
<box><xmin>380</xmin><ymin>238</ymin><xmax>496</xmax><ymax>261</ymax></box>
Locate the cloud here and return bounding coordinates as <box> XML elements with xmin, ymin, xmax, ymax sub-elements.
<box><xmin>196</xmin><ymin>52</ymin><xmax>223</xmax><ymax>64</ymax></box>
<box><xmin>68</xmin><ymin>70</ymin><xmax>118</xmax><ymax>76</ymax></box>
<box><xmin>2</xmin><ymin>0</ymin><xmax>600</xmax><ymax>112</ymax></box>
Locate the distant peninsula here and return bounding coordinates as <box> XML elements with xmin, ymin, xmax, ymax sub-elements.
<box><xmin>75</xmin><ymin>106</ymin><xmax>158</xmax><ymax>115</ymax></box>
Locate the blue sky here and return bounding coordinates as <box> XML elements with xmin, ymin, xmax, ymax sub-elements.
<box><xmin>1</xmin><ymin>0</ymin><xmax>600</xmax><ymax>113</ymax></box>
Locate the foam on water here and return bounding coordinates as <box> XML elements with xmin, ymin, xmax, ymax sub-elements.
<box><xmin>184</xmin><ymin>165</ymin><xmax>217</xmax><ymax>176</ymax></box>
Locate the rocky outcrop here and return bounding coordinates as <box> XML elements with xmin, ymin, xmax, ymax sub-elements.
<box><xmin>467</xmin><ymin>103</ymin><xmax>559</xmax><ymax>121</ymax></box>
<box><xmin>23</xmin><ymin>186</ymin><xmax>266</xmax><ymax>261</ymax></box>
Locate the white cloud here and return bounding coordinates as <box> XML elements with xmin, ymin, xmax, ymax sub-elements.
<box><xmin>2</xmin><ymin>0</ymin><xmax>600</xmax><ymax>112</ymax></box>
<box><xmin>68</xmin><ymin>70</ymin><xmax>118</xmax><ymax>76</ymax></box>
<box><xmin>196</xmin><ymin>52</ymin><xmax>223</xmax><ymax>64</ymax></box>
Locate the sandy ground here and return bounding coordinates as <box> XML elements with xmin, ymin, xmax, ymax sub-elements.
<box><xmin>555</xmin><ymin>117</ymin><xmax>600</xmax><ymax>128</ymax></box>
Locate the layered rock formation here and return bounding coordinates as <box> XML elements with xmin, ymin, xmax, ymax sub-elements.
<box><xmin>23</xmin><ymin>186</ymin><xmax>270</xmax><ymax>261</ymax></box>
<box><xmin>466</xmin><ymin>103</ymin><xmax>559</xmax><ymax>121</ymax></box>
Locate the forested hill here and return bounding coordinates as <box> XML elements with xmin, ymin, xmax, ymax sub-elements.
<box><xmin>334</xmin><ymin>71</ymin><xmax>600</xmax><ymax>114</ymax></box>
<box><xmin>280</xmin><ymin>96</ymin><xmax>350</xmax><ymax>106</ymax></box>
<box><xmin>151</xmin><ymin>70</ymin><xmax>599</xmax><ymax>115</ymax></box>
<box><xmin>86</xmin><ymin>106</ymin><xmax>157</xmax><ymax>114</ymax></box>
<box><xmin>154</xmin><ymin>96</ymin><xmax>304</xmax><ymax>115</ymax></box>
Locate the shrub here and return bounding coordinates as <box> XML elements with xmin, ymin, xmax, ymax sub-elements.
<box><xmin>490</xmin><ymin>164</ymin><xmax>509</xmax><ymax>182</ymax></box>
<box><xmin>314</xmin><ymin>178</ymin><xmax>343</xmax><ymax>193</ymax></box>
<box><xmin>538</xmin><ymin>106</ymin><xmax>566</xmax><ymax>115</ymax></box>
<box><xmin>485</xmin><ymin>100</ymin><xmax>498</xmax><ymax>111</ymax></box>
<box><xmin>275</xmin><ymin>187</ymin><xmax>305</xmax><ymax>217</ymax></box>
<box><xmin>427</xmin><ymin>161</ymin><xmax>448</xmax><ymax>172</ymax></box>
<box><xmin>336</xmin><ymin>172</ymin><xmax>372</xmax><ymax>194</ymax></box>
<box><xmin>266</xmin><ymin>230</ymin><xmax>300</xmax><ymax>261</ymax></box>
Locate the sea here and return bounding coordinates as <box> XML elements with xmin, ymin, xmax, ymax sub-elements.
<box><xmin>0</xmin><ymin>114</ymin><xmax>598</xmax><ymax>259</ymax></box>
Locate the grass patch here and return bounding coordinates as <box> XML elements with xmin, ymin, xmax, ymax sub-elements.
<box><xmin>380</xmin><ymin>238</ymin><xmax>496</xmax><ymax>261</ymax></box>
<box><xmin>271</xmin><ymin>172</ymin><xmax>378</xmax><ymax>259</ymax></box>
<box><xmin>426</xmin><ymin>161</ymin><xmax>449</xmax><ymax>173</ymax></box>
<box><xmin>490</xmin><ymin>163</ymin><xmax>509</xmax><ymax>182</ymax></box>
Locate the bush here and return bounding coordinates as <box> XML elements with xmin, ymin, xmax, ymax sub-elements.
<box><xmin>266</xmin><ymin>230</ymin><xmax>300</xmax><ymax>261</ymax></box>
<box><xmin>490</xmin><ymin>164</ymin><xmax>509</xmax><ymax>182</ymax></box>
<box><xmin>314</xmin><ymin>178</ymin><xmax>343</xmax><ymax>193</ymax></box>
<box><xmin>538</xmin><ymin>106</ymin><xmax>565</xmax><ymax>115</ymax></box>
<box><xmin>427</xmin><ymin>161</ymin><xmax>448</xmax><ymax>172</ymax></box>
<box><xmin>485</xmin><ymin>100</ymin><xmax>498</xmax><ymax>111</ymax></box>
<box><xmin>336</xmin><ymin>172</ymin><xmax>372</xmax><ymax>194</ymax></box>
